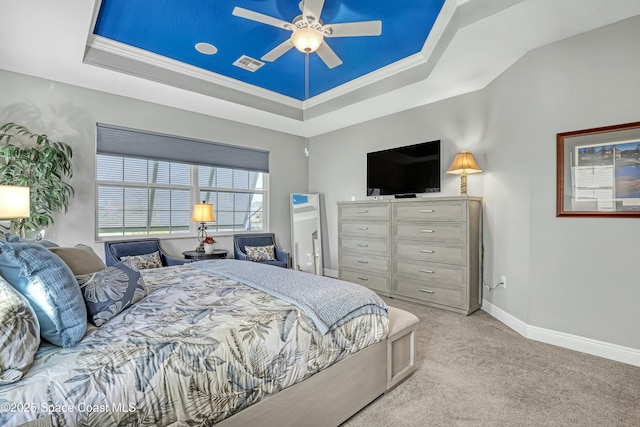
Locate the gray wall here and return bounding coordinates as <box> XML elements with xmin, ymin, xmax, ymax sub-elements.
<box><xmin>0</xmin><ymin>70</ymin><xmax>308</xmax><ymax>258</ymax></box>
<box><xmin>309</xmin><ymin>16</ymin><xmax>640</xmax><ymax>350</ymax></box>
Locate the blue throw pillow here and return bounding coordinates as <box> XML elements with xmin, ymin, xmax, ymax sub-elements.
<box><xmin>0</xmin><ymin>242</ymin><xmax>87</xmax><ymax>347</ymax></box>
<box><xmin>76</xmin><ymin>259</ymin><xmax>147</xmax><ymax>327</ymax></box>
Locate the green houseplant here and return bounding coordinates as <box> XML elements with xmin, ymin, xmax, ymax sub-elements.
<box><xmin>0</xmin><ymin>122</ymin><xmax>74</xmax><ymax>236</ymax></box>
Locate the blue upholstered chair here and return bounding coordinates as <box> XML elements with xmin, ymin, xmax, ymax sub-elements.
<box><xmin>104</xmin><ymin>239</ymin><xmax>191</xmax><ymax>267</ymax></box>
<box><xmin>233</xmin><ymin>233</ymin><xmax>289</xmax><ymax>268</ymax></box>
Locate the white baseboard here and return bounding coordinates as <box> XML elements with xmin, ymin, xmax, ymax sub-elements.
<box><xmin>482</xmin><ymin>299</ymin><xmax>640</xmax><ymax>368</ymax></box>
<box><xmin>481</xmin><ymin>299</ymin><xmax>528</xmax><ymax>337</ymax></box>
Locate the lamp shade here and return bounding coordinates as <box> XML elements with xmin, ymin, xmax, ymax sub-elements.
<box><xmin>447</xmin><ymin>151</ymin><xmax>482</xmax><ymax>175</ymax></box>
<box><xmin>291</xmin><ymin>27</ymin><xmax>324</xmax><ymax>53</ymax></box>
<box><xmin>191</xmin><ymin>202</ymin><xmax>215</xmax><ymax>222</ymax></box>
<box><xmin>0</xmin><ymin>185</ymin><xmax>30</xmax><ymax>219</ymax></box>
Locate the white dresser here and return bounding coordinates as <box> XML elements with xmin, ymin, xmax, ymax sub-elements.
<box><xmin>338</xmin><ymin>196</ymin><xmax>482</xmax><ymax>315</ymax></box>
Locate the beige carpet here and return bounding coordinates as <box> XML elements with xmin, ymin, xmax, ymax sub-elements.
<box><xmin>343</xmin><ymin>297</ymin><xmax>640</xmax><ymax>427</ymax></box>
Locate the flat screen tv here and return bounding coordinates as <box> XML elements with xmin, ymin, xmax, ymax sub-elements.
<box><xmin>367</xmin><ymin>140</ymin><xmax>441</xmax><ymax>196</ymax></box>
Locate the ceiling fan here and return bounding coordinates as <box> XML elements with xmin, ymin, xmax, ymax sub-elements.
<box><xmin>232</xmin><ymin>0</ymin><xmax>382</xmax><ymax>69</ymax></box>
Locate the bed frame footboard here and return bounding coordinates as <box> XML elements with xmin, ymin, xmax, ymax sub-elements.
<box><xmin>219</xmin><ymin>307</ymin><xmax>419</xmax><ymax>426</ymax></box>
<box><xmin>217</xmin><ymin>340</ymin><xmax>387</xmax><ymax>427</ymax></box>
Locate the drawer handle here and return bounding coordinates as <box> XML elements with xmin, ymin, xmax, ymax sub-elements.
<box><xmin>419</xmin><ymin>289</ymin><xmax>435</xmax><ymax>294</ymax></box>
<box><xmin>419</xmin><ymin>269</ymin><xmax>434</xmax><ymax>274</ymax></box>
<box><xmin>419</xmin><ymin>209</ymin><xmax>435</xmax><ymax>213</ymax></box>
<box><xmin>357</xmin><ymin>210</ymin><xmax>369</xmax><ymax>213</ymax></box>
<box><xmin>420</xmin><ymin>229</ymin><xmax>435</xmax><ymax>233</ymax></box>
<box><xmin>357</xmin><ymin>260</ymin><xmax>369</xmax><ymax>264</ymax></box>
<box><xmin>420</xmin><ymin>249</ymin><xmax>435</xmax><ymax>254</ymax></box>
<box><xmin>358</xmin><ymin>277</ymin><xmax>369</xmax><ymax>281</ymax></box>
<box><xmin>357</xmin><ymin>243</ymin><xmax>369</xmax><ymax>247</ymax></box>
<box><xmin>358</xmin><ymin>227</ymin><xmax>369</xmax><ymax>230</ymax></box>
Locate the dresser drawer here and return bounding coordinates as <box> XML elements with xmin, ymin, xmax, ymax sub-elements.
<box><xmin>340</xmin><ymin>221</ymin><xmax>389</xmax><ymax>239</ymax></box>
<box><xmin>393</xmin><ymin>201</ymin><xmax>466</xmax><ymax>222</ymax></box>
<box><xmin>393</xmin><ymin>278</ymin><xmax>465</xmax><ymax>309</ymax></box>
<box><xmin>339</xmin><ymin>203</ymin><xmax>390</xmax><ymax>220</ymax></box>
<box><xmin>338</xmin><ymin>197</ymin><xmax>482</xmax><ymax>315</ymax></box>
<box><xmin>393</xmin><ymin>222</ymin><xmax>466</xmax><ymax>244</ymax></box>
<box><xmin>393</xmin><ymin>260</ymin><xmax>465</xmax><ymax>287</ymax></box>
<box><xmin>340</xmin><ymin>253</ymin><xmax>389</xmax><ymax>274</ymax></box>
<box><xmin>340</xmin><ymin>237</ymin><xmax>389</xmax><ymax>257</ymax></box>
<box><xmin>394</xmin><ymin>241</ymin><xmax>465</xmax><ymax>265</ymax></box>
<box><xmin>340</xmin><ymin>269</ymin><xmax>390</xmax><ymax>294</ymax></box>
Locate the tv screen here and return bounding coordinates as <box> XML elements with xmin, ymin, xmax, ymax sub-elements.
<box><xmin>367</xmin><ymin>140</ymin><xmax>441</xmax><ymax>196</ymax></box>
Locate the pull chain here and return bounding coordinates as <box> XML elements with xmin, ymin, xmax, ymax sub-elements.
<box><xmin>305</xmin><ymin>52</ymin><xmax>309</xmax><ymax>100</ymax></box>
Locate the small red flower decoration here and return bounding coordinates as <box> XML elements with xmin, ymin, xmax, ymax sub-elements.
<box><xmin>203</xmin><ymin>236</ymin><xmax>215</xmax><ymax>244</ymax></box>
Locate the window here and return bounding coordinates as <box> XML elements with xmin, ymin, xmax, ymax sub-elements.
<box><xmin>97</xmin><ymin>155</ymin><xmax>266</xmax><ymax>237</ymax></box>
<box><xmin>197</xmin><ymin>166</ymin><xmax>265</xmax><ymax>232</ymax></box>
<box><xmin>95</xmin><ymin>123</ymin><xmax>269</xmax><ymax>238</ymax></box>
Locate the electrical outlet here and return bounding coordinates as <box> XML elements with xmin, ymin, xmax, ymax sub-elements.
<box><xmin>500</xmin><ymin>275</ymin><xmax>507</xmax><ymax>288</ymax></box>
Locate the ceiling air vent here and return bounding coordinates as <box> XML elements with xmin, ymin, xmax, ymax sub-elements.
<box><xmin>233</xmin><ymin>55</ymin><xmax>265</xmax><ymax>72</ymax></box>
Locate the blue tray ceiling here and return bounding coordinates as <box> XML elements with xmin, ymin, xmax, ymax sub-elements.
<box><xmin>94</xmin><ymin>0</ymin><xmax>445</xmax><ymax>100</ymax></box>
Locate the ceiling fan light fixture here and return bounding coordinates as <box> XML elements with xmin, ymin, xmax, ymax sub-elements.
<box><xmin>291</xmin><ymin>27</ymin><xmax>323</xmax><ymax>53</ymax></box>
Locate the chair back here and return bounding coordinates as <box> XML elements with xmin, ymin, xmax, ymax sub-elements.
<box><xmin>233</xmin><ymin>233</ymin><xmax>276</xmax><ymax>257</ymax></box>
<box><xmin>104</xmin><ymin>239</ymin><xmax>163</xmax><ymax>266</ymax></box>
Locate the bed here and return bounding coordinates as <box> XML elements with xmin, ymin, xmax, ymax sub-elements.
<box><xmin>0</xmin><ymin>244</ymin><xmax>418</xmax><ymax>427</ymax></box>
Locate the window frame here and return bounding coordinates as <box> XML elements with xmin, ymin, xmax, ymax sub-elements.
<box><xmin>95</xmin><ymin>155</ymin><xmax>269</xmax><ymax>241</ymax></box>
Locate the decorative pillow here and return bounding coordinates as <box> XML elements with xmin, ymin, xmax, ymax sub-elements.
<box><xmin>76</xmin><ymin>259</ymin><xmax>147</xmax><ymax>327</ymax></box>
<box><xmin>245</xmin><ymin>245</ymin><xmax>276</xmax><ymax>262</ymax></box>
<box><xmin>0</xmin><ymin>276</ymin><xmax>40</xmax><ymax>385</ymax></box>
<box><xmin>122</xmin><ymin>251</ymin><xmax>163</xmax><ymax>269</ymax></box>
<box><xmin>49</xmin><ymin>244</ymin><xmax>106</xmax><ymax>275</ymax></box>
<box><xmin>0</xmin><ymin>242</ymin><xmax>86</xmax><ymax>347</ymax></box>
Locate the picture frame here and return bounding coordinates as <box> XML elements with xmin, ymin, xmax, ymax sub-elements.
<box><xmin>557</xmin><ymin>121</ymin><xmax>640</xmax><ymax>217</ymax></box>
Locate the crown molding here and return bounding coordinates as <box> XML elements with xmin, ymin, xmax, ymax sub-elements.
<box><xmin>86</xmin><ymin>35</ymin><xmax>303</xmax><ymax>109</ymax></box>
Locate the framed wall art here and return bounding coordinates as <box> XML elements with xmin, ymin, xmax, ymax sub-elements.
<box><xmin>557</xmin><ymin>121</ymin><xmax>640</xmax><ymax>217</ymax></box>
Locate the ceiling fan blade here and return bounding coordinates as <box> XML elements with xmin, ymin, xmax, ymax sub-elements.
<box><xmin>316</xmin><ymin>41</ymin><xmax>342</xmax><ymax>69</ymax></box>
<box><xmin>302</xmin><ymin>0</ymin><xmax>325</xmax><ymax>24</ymax></box>
<box><xmin>261</xmin><ymin>39</ymin><xmax>295</xmax><ymax>62</ymax></box>
<box><xmin>323</xmin><ymin>20</ymin><xmax>382</xmax><ymax>38</ymax></box>
<box><xmin>232</xmin><ymin>7</ymin><xmax>292</xmax><ymax>30</ymax></box>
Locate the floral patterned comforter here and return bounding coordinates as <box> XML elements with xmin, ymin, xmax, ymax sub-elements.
<box><xmin>0</xmin><ymin>265</ymin><xmax>388</xmax><ymax>427</ymax></box>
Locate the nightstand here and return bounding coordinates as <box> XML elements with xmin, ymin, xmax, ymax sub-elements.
<box><xmin>182</xmin><ymin>249</ymin><xmax>228</xmax><ymax>260</ymax></box>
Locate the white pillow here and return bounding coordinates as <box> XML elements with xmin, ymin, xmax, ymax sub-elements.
<box><xmin>245</xmin><ymin>245</ymin><xmax>276</xmax><ymax>262</ymax></box>
<box><xmin>122</xmin><ymin>251</ymin><xmax>163</xmax><ymax>269</ymax></box>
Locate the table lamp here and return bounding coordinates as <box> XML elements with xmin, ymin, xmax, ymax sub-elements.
<box><xmin>191</xmin><ymin>201</ymin><xmax>215</xmax><ymax>252</ymax></box>
<box><xmin>0</xmin><ymin>185</ymin><xmax>31</xmax><ymax>235</ymax></box>
<box><xmin>447</xmin><ymin>151</ymin><xmax>482</xmax><ymax>195</ymax></box>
